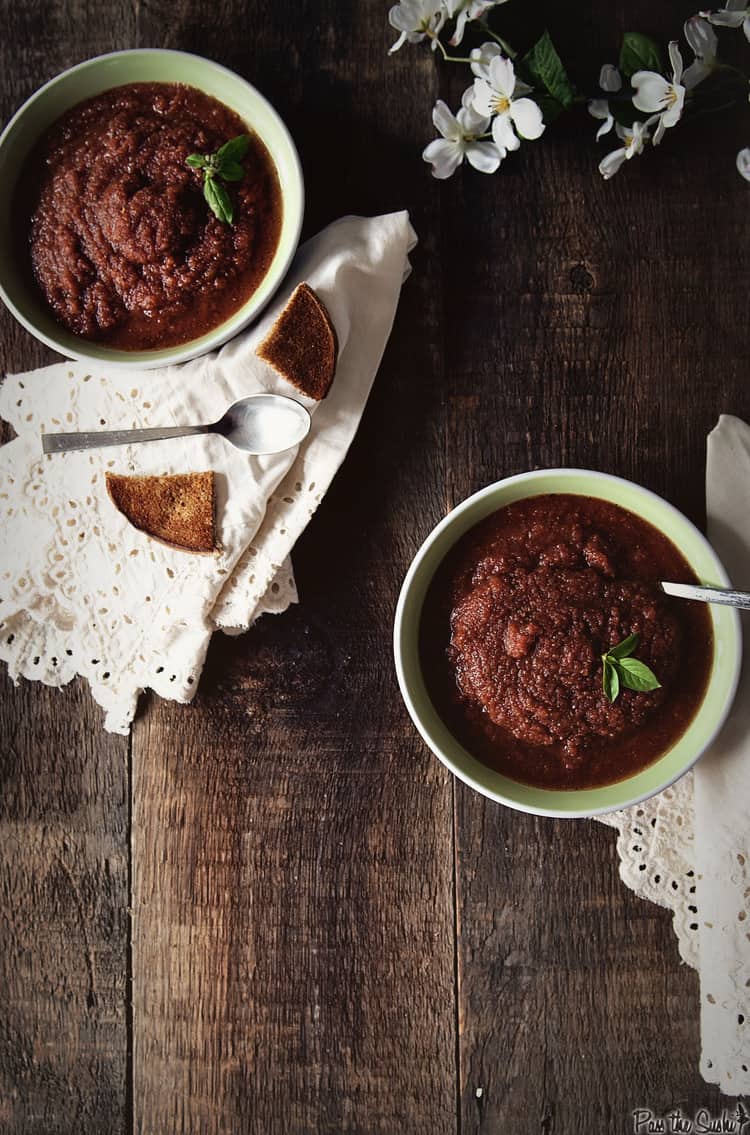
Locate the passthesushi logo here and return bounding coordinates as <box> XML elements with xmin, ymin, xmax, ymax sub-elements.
<box><xmin>631</xmin><ymin>1105</ymin><xmax>750</xmax><ymax>1134</ymax></box>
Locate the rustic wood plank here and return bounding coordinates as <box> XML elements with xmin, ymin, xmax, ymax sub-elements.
<box><xmin>3</xmin><ymin>0</ymin><xmax>749</xmax><ymax>1131</ymax></box>
<box><xmin>130</xmin><ymin>4</ymin><xmax>456</xmax><ymax>1132</ymax></box>
<box><xmin>444</xmin><ymin>2</ymin><xmax>750</xmax><ymax>1130</ymax></box>
<box><xmin>132</xmin><ymin>674</ymin><xmax>455</xmax><ymax>1134</ymax></box>
<box><xmin>0</xmin><ymin>676</ymin><xmax>129</xmax><ymax>1135</ymax></box>
<box><xmin>0</xmin><ymin>5</ymin><xmax>134</xmax><ymax>1132</ymax></box>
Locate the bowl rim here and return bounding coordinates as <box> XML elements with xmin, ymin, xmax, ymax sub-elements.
<box><xmin>393</xmin><ymin>467</ymin><xmax>742</xmax><ymax>819</ymax></box>
<box><xmin>0</xmin><ymin>47</ymin><xmax>304</xmax><ymax>368</ymax></box>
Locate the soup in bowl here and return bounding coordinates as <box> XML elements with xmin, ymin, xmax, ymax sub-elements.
<box><xmin>394</xmin><ymin>469</ymin><xmax>741</xmax><ymax>818</ymax></box>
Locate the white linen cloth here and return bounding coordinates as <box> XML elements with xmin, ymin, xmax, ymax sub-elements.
<box><xmin>599</xmin><ymin>414</ymin><xmax>749</xmax><ymax>1095</ymax></box>
<box><xmin>0</xmin><ymin>211</ymin><xmax>416</xmax><ymax>732</ymax></box>
<box><xmin>697</xmin><ymin>415</ymin><xmax>750</xmax><ymax>1093</ymax></box>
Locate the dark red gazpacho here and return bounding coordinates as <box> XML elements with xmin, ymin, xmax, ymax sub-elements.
<box><xmin>420</xmin><ymin>494</ymin><xmax>713</xmax><ymax>790</ymax></box>
<box><xmin>16</xmin><ymin>82</ymin><xmax>282</xmax><ymax>350</ymax></box>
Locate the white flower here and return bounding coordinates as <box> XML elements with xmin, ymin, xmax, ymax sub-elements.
<box><xmin>445</xmin><ymin>0</ymin><xmax>509</xmax><ymax>47</ymax></box>
<box><xmin>470</xmin><ymin>40</ymin><xmax>502</xmax><ymax>79</ymax></box>
<box><xmin>470</xmin><ymin>42</ymin><xmax>533</xmax><ymax>92</ymax></box>
<box><xmin>702</xmin><ymin>0</ymin><xmax>750</xmax><ymax>44</ymax></box>
<box><xmin>422</xmin><ymin>97</ymin><xmax>503</xmax><ymax>178</ymax></box>
<box><xmin>683</xmin><ymin>16</ymin><xmax>719</xmax><ymax>88</ymax></box>
<box><xmin>472</xmin><ymin>54</ymin><xmax>545</xmax><ymax>151</ymax></box>
<box><xmin>737</xmin><ymin>147</ymin><xmax>750</xmax><ymax>180</ymax></box>
<box><xmin>588</xmin><ymin>99</ymin><xmax>614</xmax><ymax>139</ymax></box>
<box><xmin>632</xmin><ymin>41</ymin><xmax>686</xmax><ymax>144</ymax></box>
<box><xmin>599</xmin><ymin>63</ymin><xmax>622</xmax><ymax>93</ymax></box>
<box><xmin>599</xmin><ymin>121</ymin><xmax>650</xmax><ymax>179</ymax></box>
<box><xmin>388</xmin><ymin>0</ymin><xmax>446</xmax><ymax>53</ymax></box>
<box><xmin>588</xmin><ymin>64</ymin><xmax>621</xmax><ymax>140</ymax></box>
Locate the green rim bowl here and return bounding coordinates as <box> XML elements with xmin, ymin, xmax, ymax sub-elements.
<box><xmin>0</xmin><ymin>49</ymin><xmax>304</xmax><ymax>369</ymax></box>
<box><xmin>393</xmin><ymin>468</ymin><xmax>742</xmax><ymax>819</ymax></box>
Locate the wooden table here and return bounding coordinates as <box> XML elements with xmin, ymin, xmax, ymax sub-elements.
<box><xmin>1</xmin><ymin>2</ymin><xmax>748</xmax><ymax>1132</ymax></box>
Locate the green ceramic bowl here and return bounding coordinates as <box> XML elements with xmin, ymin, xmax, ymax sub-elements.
<box><xmin>0</xmin><ymin>49</ymin><xmax>304</xmax><ymax>368</ymax></box>
<box><xmin>394</xmin><ymin>469</ymin><xmax>741</xmax><ymax>818</ymax></box>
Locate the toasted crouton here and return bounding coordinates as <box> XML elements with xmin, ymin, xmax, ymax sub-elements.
<box><xmin>105</xmin><ymin>471</ymin><xmax>216</xmax><ymax>554</ymax></box>
<box><xmin>258</xmin><ymin>282</ymin><xmax>338</xmax><ymax>400</ymax></box>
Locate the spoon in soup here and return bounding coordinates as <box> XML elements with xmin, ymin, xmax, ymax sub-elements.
<box><xmin>41</xmin><ymin>393</ymin><xmax>311</xmax><ymax>456</ymax></box>
<box><xmin>659</xmin><ymin>581</ymin><xmax>750</xmax><ymax>611</ymax></box>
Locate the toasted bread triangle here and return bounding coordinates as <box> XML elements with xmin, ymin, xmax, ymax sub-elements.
<box><xmin>257</xmin><ymin>282</ymin><xmax>338</xmax><ymax>401</ymax></box>
<box><xmin>105</xmin><ymin>471</ymin><xmax>216</xmax><ymax>554</ymax></box>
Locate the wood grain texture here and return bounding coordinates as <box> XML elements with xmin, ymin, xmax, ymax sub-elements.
<box><xmin>0</xmin><ymin>676</ymin><xmax>129</xmax><ymax>1135</ymax></box>
<box><xmin>444</xmin><ymin>3</ymin><xmax>750</xmax><ymax>1131</ymax></box>
<box><xmin>1</xmin><ymin>0</ymin><xmax>749</xmax><ymax>1132</ymax></box>
<box><xmin>129</xmin><ymin>5</ymin><xmax>455</xmax><ymax>1133</ymax></box>
<box><xmin>0</xmin><ymin>5</ymin><xmax>133</xmax><ymax>1133</ymax></box>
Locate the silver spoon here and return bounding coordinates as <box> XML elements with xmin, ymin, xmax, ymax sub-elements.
<box><xmin>41</xmin><ymin>393</ymin><xmax>311</xmax><ymax>456</ymax></box>
<box><xmin>660</xmin><ymin>581</ymin><xmax>750</xmax><ymax>611</ymax></box>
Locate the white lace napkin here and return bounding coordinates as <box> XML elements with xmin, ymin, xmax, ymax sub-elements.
<box><xmin>598</xmin><ymin>414</ymin><xmax>749</xmax><ymax>1095</ymax></box>
<box><xmin>0</xmin><ymin>211</ymin><xmax>417</xmax><ymax>733</ymax></box>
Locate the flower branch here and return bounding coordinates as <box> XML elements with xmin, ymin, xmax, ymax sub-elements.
<box><xmin>387</xmin><ymin>0</ymin><xmax>750</xmax><ymax>182</ymax></box>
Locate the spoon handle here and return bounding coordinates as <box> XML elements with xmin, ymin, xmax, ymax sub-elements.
<box><xmin>660</xmin><ymin>580</ymin><xmax>750</xmax><ymax>611</ymax></box>
<box><xmin>41</xmin><ymin>423</ymin><xmax>212</xmax><ymax>454</ymax></box>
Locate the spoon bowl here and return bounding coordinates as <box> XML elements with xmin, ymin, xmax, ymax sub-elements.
<box><xmin>216</xmin><ymin>394</ymin><xmax>311</xmax><ymax>454</ymax></box>
<box><xmin>41</xmin><ymin>393</ymin><xmax>312</xmax><ymax>456</ymax></box>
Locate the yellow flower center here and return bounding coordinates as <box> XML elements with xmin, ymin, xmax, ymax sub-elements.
<box><xmin>493</xmin><ymin>94</ymin><xmax>511</xmax><ymax>114</ymax></box>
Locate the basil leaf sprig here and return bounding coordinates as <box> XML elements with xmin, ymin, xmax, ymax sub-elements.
<box><xmin>186</xmin><ymin>135</ymin><xmax>250</xmax><ymax>224</ymax></box>
<box><xmin>601</xmin><ymin>633</ymin><xmax>661</xmax><ymax>704</ymax></box>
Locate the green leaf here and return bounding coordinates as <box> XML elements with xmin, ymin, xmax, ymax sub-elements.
<box><xmin>603</xmin><ymin>659</ymin><xmax>620</xmax><ymax>703</ymax></box>
<box><xmin>600</xmin><ymin>632</ymin><xmax>661</xmax><ymax>702</ymax></box>
<box><xmin>607</xmin><ymin>632</ymin><xmax>639</xmax><ymax>660</ymax></box>
<box><xmin>216</xmin><ymin>134</ymin><xmax>251</xmax><ymax>165</ymax></box>
<box><xmin>204</xmin><ymin>177</ymin><xmax>234</xmax><ymax>224</ymax></box>
<box><xmin>619</xmin><ymin>32</ymin><xmax>663</xmax><ymax>80</ymax></box>
<box><xmin>520</xmin><ymin>30</ymin><xmax>575</xmax><ymax>111</ymax></box>
<box><xmin>617</xmin><ymin>657</ymin><xmax>662</xmax><ymax>692</ymax></box>
<box><xmin>188</xmin><ymin>135</ymin><xmax>248</xmax><ymax>223</ymax></box>
<box><xmin>218</xmin><ymin>160</ymin><xmax>245</xmax><ymax>182</ymax></box>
